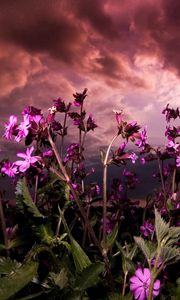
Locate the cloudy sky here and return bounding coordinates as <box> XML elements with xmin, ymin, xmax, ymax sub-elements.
<box><xmin>0</xmin><ymin>0</ymin><xmax>180</xmax><ymax>161</ymax></box>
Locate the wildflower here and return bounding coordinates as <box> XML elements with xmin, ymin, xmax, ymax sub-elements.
<box><xmin>162</xmin><ymin>104</ymin><xmax>180</xmax><ymax>123</ymax></box>
<box><xmin>15</xmin><ymin>115</ymin><xmax>31</xmax><ymax>142</ymax></box>
<box><xmin>15</xmin><ymin>146</ymin><xmax>41</xmax><ymax>172</ymax></box>
<box><xmin>176</xmin><ymin>155</ymin><xmax>180</xmax><ymax>167</ymax></box>
<box><xmin>73</xmin><ymin>88</ymin><xmax>88</xmax><ymax>107</ymax></box>
<box><xmin>1</xmin><ymin>161</ymin><xmax>17</xmax><ymax>177</ymax></box>
<box><xmin>129</xmin><ymin>152</ymin><xmax>138</xmax><ymax>164</ymax></box>
<box><xmin>86</xmin><ymin>114</ymin><xmax>97</xmax><ymax>131</ymax></box>
<box><xmin>42</xmin><ymin>149</ymin><xmax>53</xmax><ymax>157</ymax></box>
<box><xmin>123</xmin><ymin>121</ymin><xmax>141</xmax><ymax>140</ymax></box>
<box><xmin>140</xmin><ymin>220</ymin><xmax>154</xmax><ymax>237</ymax></box>
<box><xmin>113</xmin><ymin>109</ymin><xmax>123</xmax><ymax>125</ymax></box>
<box><xmin>53</xmin><ymin>97</ymin><xmax>71</xmax><ymax>112</ymax></box>
<box><xmin>135</xmin><ymin>127</ymin><xmax>147</xmax><ymax>149</ymax></box>
<box><xmin>64</xmin><ymin>143</ymin><xmax>82</xmax><ymax>164</ymax></box>
<box><xmin>3</xmin><ymin>115</ymin><xmax>17</xmax><ymax>140</ymax></box>
<box><xmin>130</xmin><ymin>268</ymin><xmax>160</xmax><ymax>300</ymax></box>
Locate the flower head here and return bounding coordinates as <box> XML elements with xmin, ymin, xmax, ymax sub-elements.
<box><xmin>129</xmin><ymin>152</ymin><xmax>138</xmax><ymax>164</ymax></box>
<box><xmin>140</xmin><ymin>220</ymin><xmax>154</xmax><ymax>237</ymax></box>
<box><xmin>86</xmin><ymin>114</ymin><xmax>97</xmax><ymax>131</ymax></box>
<box><xmin>1</xmin><ymin>161</ymin><xmax>18</xmax><ymax>177</ymax></box>
<box><xmin>130</xmin><ymin>268</ymin><xmax>160</xmax><ymax>300</ymax></box>
<box><xmin>73</xmin><ymin>88</ymin><xmax>88</xmax><ymax>107</ymax></box>
<box><xmin>135</xmin><ymin>127</ymin><xmax>147</xmax><ymax>149</ymax></box>
<box><xmin>15</xmin><ymin>146</ymin><xmax>41</xmax><ymax>172</ymax></box>
<box><xmin>3</xmin><ymin>115</ymin><xmax>17</xmax><ymax>140</ymax></box>
<box><xmin>162</xmin><ymin>104</ymin><xmax>180</xmax><ymax>123</ymax></box>
<box><xmin>15</xmin><ymin>115</ymin><xmax>31</xmax><ymax>142</ymax></box>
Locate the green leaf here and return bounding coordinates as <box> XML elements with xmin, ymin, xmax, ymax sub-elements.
<box><xmin>33</xmin><ymin>223</ymin><xmax>54</xmax><ymax>245</ymax></box>
<box><xmin>161</xmin><ymin>245</ymin><xmax>180</xmax><ymax>265</ymax></box>
<box><xmin>0</xmin><ymin>261</ymin><xmax>38</xmax><ymax>300</ymax></box>
<box><xmin>155</xmin><ymin>208</ymin><xmax>169</xmax><ymax>245</ymax></box>
<box><xmin>75</xmin><ymin>262</ymin><xmax>105</xmax><ymax>291</ymax></box>
<box><xmin>0</xmin><ymin>257</ymin><xmax>18</xmax><ymax>275</ymax></box>
<box><xmin>106</xmin><ymin>223</ymin><xmax>119</xmax><ymax>249</ymax></box>
<box><xmin>134</xmin><ymin>236</ymin><xmax>153</xmax><ymax>261</ymax></box>
<box><xmin>70</xmin><ymin>236</ymin><xmax>91</xmax><ymax>273</ymax></box>
<box><xmin>15</xmin><ymin>178</ymin><xmax>44</xmax><ymax>218</ymax></box>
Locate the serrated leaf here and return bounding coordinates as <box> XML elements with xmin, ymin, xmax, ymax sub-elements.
<box><xmin>155</xmin><ymin>208</ymin><xmax>169</xmax><ymax>245</ymax></box>
<box><xmin>161</xmin><ymin>246</ymin><xmax>180</xmax><ymax>265</ymax></box>
<box><xmin>15</xmin><ymin>178</ymin><xmax>44</xmax><ymax>218</ymax></box>
<box><xmin>75</xmin><ymin>262</ymin><xmax>105</xmax><ymax>291</ymax></box>
<box><xmin>70</xmin><ymin>236</ymin><xmax>91</xmax><ymax>273</ymax></box>
<box><xmin>33</xmin><ymin>223</ymin><xmax>54</xmax><ymax>245</ymax></box>
<box><xmin>0</xmin><ymin>257</ymin><xmax>18</xmax><ymax>275</ymax></box>
<box><xmin>134</xmin><ymin>236</ymin><xmax>152</xmax><ymax>261</ymax></box>
<box><xmin>0</xmin><ymin>261</ymin><xmax>38</xmax><ymax>300</ymax></box>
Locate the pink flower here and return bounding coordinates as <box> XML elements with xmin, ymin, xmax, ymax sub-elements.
<box><xmin>15</xmin><ymin>115</ymin><xmax>31</xmax><ymax>142</ymax></box>
<box><xmin>130</xmin><ymin>268</ymin><xmax>160</xmax><ymax>300</ymax></box>
<box><xmin>176</xmin><ymin>156</ymin><xmax>180</xmax><ymax>167</ymax></box>
<box><xmin>3</xmin><ymin>115</ymin><xmax>17</xmax><ymax>140</ymax></box>
<box><xmin>15</xmin><ymin>146</ymin><xmax>41</xmax><ymax>172</ymax></box>
<box><xmin>1</xmin><ymin>161</ymin><xmax>18</xmax><ymax>177</ymax></box>
<box><xmin>129</xmin><ymin>152</ymin><xmax>138</xmax><ymax>164</ymax></box>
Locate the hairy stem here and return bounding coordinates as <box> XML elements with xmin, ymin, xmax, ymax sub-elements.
<box><xmin>157</xmin><ymin>154</ymin><xmax>166</xmax><ymax>205</ymax></box>
<box><xmin>48</xmin><ymin>128</ymin><xmax>101</xmax><ymax>252</ymax></box>
<box><xmin>103</xmin><ymin>134</ymin><xmax>118</xmax><ymax>251</ymax></box>
<box><xmin>0</xmin><ymin>195</ymin><xmax>8</xmax><ymax>249</ymax></box>
<box><xmin>61</xmin><ymin>111</ymin><xmax>68</xmax><ymax>158</ymax></box>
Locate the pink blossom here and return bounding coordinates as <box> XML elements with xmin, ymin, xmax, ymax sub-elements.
<box><xmin>130</xmin><ymin>268</ymin><xmax>160</xmax><ymax>300</ymax></box>
<box><xmin>176</xmin><ymin>156</ymin><xmax>180</xmax><ymax>167</ymax></box>
<box><xmin>1</xmin><ymin>161</ymin><xmax>18</xmax><ymax>177</ymax></box>
<box><xmin>129</xmin><ymin>152</ymin><xmax>138</xmax><ymax>164</ymax></box>
<box><xmin>3</xmin><ymin>115</ymin><xmax>17</xmax><ymax>140</ymax></box>
<box><xmin>15</xmin><ymin>146</ymin><xmax>41</xmax><ymax>172</ymax></box>
<box><xmin>15</xmin><ymin>115</ymin><xmax>31</xmax><ymax>142</ymax></box>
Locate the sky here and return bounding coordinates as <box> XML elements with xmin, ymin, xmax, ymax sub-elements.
<box><xmin>0</xmin><ymin>0</ymin><xmax>180</xmax><ymax>162</ymax></box>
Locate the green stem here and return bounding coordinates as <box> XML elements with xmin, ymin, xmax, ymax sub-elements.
<box><xmin>172</xmin><ymin>166</ymin><xmax>176</xmax><ymax>194</ymax></box>
<box><xmin>122</xmin><ymin>271</ymin><xmax>128</xmax><ymax>296</ymax></box>
<box><xmin>48</xmin><ymin>128</ymin><xmax>101</xmax><ymax>252</ymax></box>
<box><xmin>61</xmin><ymin>111</ymin><xmax>68</xmax><ymax>158</ymax></box>
<box><xmin>0</xmin><ymin>195</ymin><xmax>8</xmax><ymax>249</ymax></box>
<box><xmin>102</xmin><ymin>134</ymin><xmax>118</xmax><ymax>252</ymax></box>
<box><xmin>157</xmin><ymin>154</ymin><xmax>166</xmax><ymax>205</ymax></box>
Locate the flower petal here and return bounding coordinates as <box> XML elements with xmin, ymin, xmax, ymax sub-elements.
<box><xmin>135</xmin><ymin>268</ymin><xmax>145</xmax><ymax>282</ymax></box>
<box><xmin>134</xmin><ymin>286</ymin><xmax>144</xmax><ymax>299</ymax></box>
<box><xmin>17</xmin><ymin>153</ymin><xmax>27</xmax><ymax>159</ymax></box>
<box><xmin>130</xmin><ymin>276</ymin><xmax>143</xmax><ymax>286</ymax></box>
<box><xmin>19</xmin><ymin>162</ymin><xmax>29</xmax><ymax>172</ymax></box>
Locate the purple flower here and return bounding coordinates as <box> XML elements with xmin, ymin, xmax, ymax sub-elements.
<box><xmin>162</xmin><ymin>104</ymin><xmax>180</xmax><ymax>123</ymax></box>
<box><xmin>113</xmin><ymin>109</ymin><xmax>123</xmax><ymax>125</ymax></box>
<box><xmin>176</xmin><ymin>155</ymin><xmax>180</xmax><ymax>167</ymax></box>
<box><xmin>3</xmin><ymin>115</ymin><xmax>17</xmax><ymax>140</ymax></box>
<box><xmin>1</xmin><ymin>161</ymin><xmax>18</xmax><ymax>177</ymax></box>
<box><xmin>123</xmin><ymin>121</ymin><xmax>141</xmax><ymax>140</ymax></box>
<box><xmin>15</xmin><ymin>146</ymin><xmax>41</xmax><ymax>172</ymax></box>
<box><xmin>86</xmin><ymin>114</ymin><xmax>97</xmax><ymax>131</ymax></box>
<box><xmin>73</xmin><ymin>88</ymin><xmax>88</xmax><ymax>107</ymax></box>
<box><xmin>140</xmin><ymin>220</ymin><xmax>154</xmax><ymax>237</ymax></box>
<box><xmin>15</xmin><ymin>115</ymin><xmax>31</xmax><ymax>142</ymax></box>
<box><xmin>129</xmin><ymin>152</ymin><xmax>138</xmax><ymax>164</ymax></box>
<box><xmin>135</xmin><ymin>127</ymin><xmax>147</xmax><ymax>149</ymax></box>
<box><xmin>130</xmin><ymin>268</ymin><xmax>160</xmax><ymax>300</ymax></box>
<box><xmin>53</xmin><ymin>97</ymin><xmax>71</xmax><ymax>112</ymax></box>
<box><xmin>42</xmin><ymin>149</ymin><xmax>53</xmax><ymax>157</ymax></box>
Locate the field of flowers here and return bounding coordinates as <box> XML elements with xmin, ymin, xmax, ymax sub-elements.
<box><xmin>0</xmin><ymin>89</ymin><xmax>179</xmax><ymax>300</ymax></box>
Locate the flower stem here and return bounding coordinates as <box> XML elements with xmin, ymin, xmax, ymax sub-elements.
<box><xmin>102</xmin><ymin>134</ymin><xmax>118</xmax><ymax>252</ymax></box>
<box><xmin>122</xmin><ymin>271</ymin><xmax>128</xmax><ymax>296</ymax></box>
<box><xmin>157</xmin><ymin>153</ymin><xmax>166</xmax><ymax>205</ymax></box>
<box><xmin>0</xmin><ymin>195</ymin><xmax>8</xmax><ymax>249</ymax></box>
<box><xmin>48</xmin><ymin>128</ymin><xmax>101</xmax><ymax>252</ymax></box>
<box><xmin>61</xmin><ymin>111</ymin><xmax>68</xmax><ymax>158</ymax></box>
